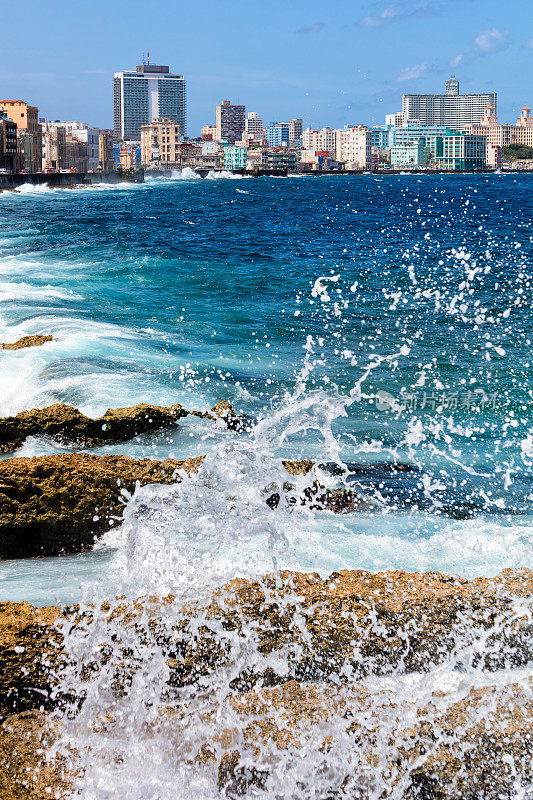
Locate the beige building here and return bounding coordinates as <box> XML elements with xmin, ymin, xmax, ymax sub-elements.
<box><xmin>42</xmin><ymin>126</ymin><xmax>66</xmax><ymax>171</ymax></box>
<box><xmin>201</xmin><ymin>124</ymin><xmax>216</xmax><ymax>140</ymax></box>
<box><xmin>99</xmin><ymin>131</ymin><xmax>114</xmax><ymax>171</ymax></box>
<box><xmin>302</xmin><ymin>127</ymin><xmax>337</xmax><ymax>155</ymax></box>
<box><xmin>0</xmin><ymin>100</ymin><xmax>41</xmax><ymax>172</ymax></box>
<box><xmin>336</xmin><ymin>126</ymin><xmax>372</xmax><ymax>169</ymax></box>
<box><xmin>464</xmin><ymin>104</ymin><xmax>533</xmax><ymax>150</ymax></box>
<box><xmin>141</xmin><ymin>118</ymin><xmax>181</xmax><ymax>167</ymax></box>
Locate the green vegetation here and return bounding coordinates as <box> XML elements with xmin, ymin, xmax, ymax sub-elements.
<box><xmin>502</xmin><ymin>143</ymin><xmax>533</xmax><ymax>160</ymax></box>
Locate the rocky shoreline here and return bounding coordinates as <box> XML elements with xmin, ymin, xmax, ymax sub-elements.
<box><xmin>0</xmin><ymin>568</ymin><xmax>531</xmax><ymax>798</ymax></box>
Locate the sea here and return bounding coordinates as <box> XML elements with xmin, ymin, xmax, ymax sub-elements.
<box><xmin>0</xmin><ymin>170</ymin><xmax>531</xmax><ymax>798</ymax></box>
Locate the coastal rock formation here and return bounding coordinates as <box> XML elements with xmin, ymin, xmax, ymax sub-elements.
<box><xmin>0</xmin><ymin>569</ymin><xmax>531</xmax><ymax>799</ymax></box>
<box><xmin>0</xmin><ymin>453</ymin><xmax>204</xmax><ymax>559</ymax></box>
<box><xmin>0</xmin><ymin>402</ymin><xmax>189</xmax><ymax>453</ymax></box>
<box><xmin>0</xmin><ymin>400</ymin><xmax>250</xmax><ymax>453</ymax></box>
<box><xmin>1</xmin><ymin>334</ymin><xmax>53</xmax><ymax>351</ymax></box>
<box><xmin>2</xmin><ymin>569</ymin><xmax>530</xmax><ymax>720</ymax></box>
<box><xmin>216</xmin><ymin>679</ymin><xmax>533</xmax><ymax>799</ymax></box>
<box><xmin>0</xmin><ymin>602</ymin><xmax>61</xmax><ymax>720</ymax></box>
<box><xmin>0</xmin><ymin>710</ymin><xmax>70</xmax><ymax>800</ymax></box>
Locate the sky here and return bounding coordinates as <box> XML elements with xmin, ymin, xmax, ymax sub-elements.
<box><xmin>2</xmin><ymin>0</ymin><xmax>532</xmax><ymax>135</ymax></box>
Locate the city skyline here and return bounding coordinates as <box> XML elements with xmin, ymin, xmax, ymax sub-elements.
<box><xmin>2</xmin><ymin>0</ymin><xmax>532</xmax><ymax>135</ymax></box>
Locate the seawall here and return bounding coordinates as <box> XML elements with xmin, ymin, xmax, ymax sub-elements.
<box><xmin>0</xmin><ymin>170</ymin><xmax>144</xmax><ymax>191</ymax></box>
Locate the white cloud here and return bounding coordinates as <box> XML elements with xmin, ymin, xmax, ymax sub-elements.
<box><xmin>296</xmin><ymin>22</ymin><xmax>325</xmax><ymax>34</ymax></box>
<box><xmin>395</xmin><ymin>63</ymin><xmax>430</xmax><ymax>82</ymax></box>
<box><xmin>474</xmin><ymin>27</ymin><xmax>507</xmax><ymax>53</ymax></box>
<box><xmin>360</xmin><ymin>3</ymin><xmax>438</xmax><ymax>27</ymax></box>
<box><xmin>452</xmin><ymin>27</ymin><xmax>508</xmax><ymax>66</ymax></box>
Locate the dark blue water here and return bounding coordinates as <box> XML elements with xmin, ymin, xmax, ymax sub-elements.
<box><xmin>0</xmin><ymin>172</ymin><xmax>532</xmax><ymax>603</ymax></box>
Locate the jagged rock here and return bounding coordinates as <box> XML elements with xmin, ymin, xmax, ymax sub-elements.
<box><xmin>0</xmin><ymin>710</ymin><xmax>69</xmax><ymax>800</ymax></box>
<box><xmin>0</xmin><ymin>402</ymin><xmax>189</xmax><ymax>453</ymax></box>
<box><xmin>0</xmin><ymin>602</ymin><xmax>62</xmax><ymax>720</ymax></box>
<box><xmin>0</xmin><ymin>570</ymin><xmax>531</xmax><ymax>798</ymax></box>
<box><xmin>1</xmin><ymin>334</ymin><xmax>53</xmax><ymax>351</ymax></box>
<box><xmin>0</xmin><ymin>400</ymin><xmax>251</xmax><ymax>454</ymax></box>
<box><xmin>0</xmin><ymin>453</ymin><xmax>203</xmax><ymax>559</ymax></box>
<box><xmin>215</xmin><ymin>679</ymin><xmax>533</xmax><ymax>799</ymax></box>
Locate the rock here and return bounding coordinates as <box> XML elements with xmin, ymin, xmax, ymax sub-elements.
<box><xmin>0</xmin><ymin>453</ymin><xmax>204</xmax><ymax>559</ymax></box>
<box><xmin>0</xmin><ymin>402</ymin><xmax>189</xmax><ymax>454</ymax></box>
<box><xmin>0</xmin><ymin>602</ymin><xmax>61</xmax><ymax>720</ymax></box>
<box><xmin>1</xmin><ymin>335</ymin><xmax>53</xmax><ymax>351</ymax></box>
<box><xmin>215</xmin><ymin>679</ymin><xmax>533</xmax><ymax>799</ymax></box>
<box><xmin>0</xmin><ymin>400</ymin><xmax>253</xmax><ymax>454</ymax></box>
<box><xmin>0</xmin><ymin>711</ymin><xmax>69</xmax><ymax>800</ymax></box>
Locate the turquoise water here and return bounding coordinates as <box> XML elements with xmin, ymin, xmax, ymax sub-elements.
<box><xmin>0</xmin><ymin>172</ymin><xmax>532</xmax><ymax>603</ymax></box>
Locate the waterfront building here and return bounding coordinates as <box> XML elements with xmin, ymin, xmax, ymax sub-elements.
<box><xmin>371</xmin><ymin>126</ymin><xmax>392</xmax><ymax>150</ymax></box>
<box><xmin>188</xmin><ymin>153</ymin><xmax>223</xmax><ymax>171</ymax></box>
<box><xmin>302</xmin><ymin>127</ymin><xmax>337</xmax><ymax>155</ymax></box>
<box><xmin>464</xmin><ymin>104</ymin><xmax>533</xmax><ymax>150</ymax></box>
<box><xmin>486</xmin><ymin>143</ymin><xmax>503</xmax><ymax>168</ymax></box>
<box><xmin>300</xmin><ymin>149</ymin><xmax>339</xmax><ymax>171</ymax></box>
<box><xmin>223</xmin><ymin>145</ymin><xmax>247</xmax><ymax>170</ymax></box>
<box><xmin>390</xmin><ymin>140</ymin><xmax>431</xmax><ymax>167</ymax></box>
<box><xmin>98</xmin><ymin>131</ymin><xmax>114</xmax><ymax>171</ymax></box>
<box><xmin>113</xmin><ymin>142</ymin><xmax>142</xmax><ymax>170</ymax></box>
<box><xmin>266</xmin><ymin>123</ymin><xmax>290</xmax><ymax>148</ymax></box>
<box><xmin>216</xmin><ymin>101</ymin><xmax>246</xmax><ymax>144</ymax></box>
<box><xmin>265</xmin><ymin>149</ymin><xmax>299</xmax><ymax>171</ymax></box>
<box><xmin>46</xmin><ymin>122</ymin><xmax>99</xmax><ymax>171</ymax></box>
<box><xmin>0</xmin><ymin>100</ymin><xmax>41</xmax><ymax>172</ymax></box>
<box><xmin>434</xmin><ymin>133</ymin><xmax>487</xmax><ymax>170</ymax></box>
<box><xmin>246</xmin><ymin>148</ymin><xmax>266</xmax><ymax>171</ymax></box>
<box><xmin>113</xmin><ymin>63</ymin><xmax>186</xmax><ymax>142</ymax></box>
<box><xmin>201</xmin><ymin>140</ymin><xmax>220</xmax><ymax>156</ymax></box>
<box><xmin>402</xmin><ymin>76</ymin><xmax>496</xmax><ymax>128</ymax></box>
<box><xmin>0</xmin><ymin>111</ymin><xmax>18</xmax><ymax>173</ymax></box>
<box><xmin>42</xmin><ymin>126</ymin><xmax>66</xmax><ymax>171</ymax></box>
<box><xmin>336</xmin><ymin>126</ymin><xmax>372</xmax><ymax>170</ymax></box>
<box><xmin>288</xmin><ymin>119</ymin><xmax>303</xmax><ymax>145</ymax></box>
<box><xmin>141</xmin><ymin>118</ymin><xmax>181</xmax><ymax>168</ymax></box>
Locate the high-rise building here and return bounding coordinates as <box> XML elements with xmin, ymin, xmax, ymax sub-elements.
<box><xmin>0</xmin><ymin>100</ymin><xmax>41</xmax><ymax>172</ymax></box>
<box><xmin>113</xmin><ymin>63</ymin><xmax>186</xmax><ymax>141</ymax></box>
<box><xmin>402</xmin><ymin>76</ymin><xmax>496</xmax><ymax>128</ymax></box>
<box><xmin>216</xmin><ymin>101</ymin><xmax>245</xmax><ymax>144</ymax></box>
<box><xmin>266</xmin><ymin>122</ymin><xmax>290</xmax><ymax>148</ymax></box>
<box><xmin>245</xmin><ymin>112</ymin><xmax>266</xmax><ymax>141</ymax></box>
<box><xmin>288</xmin><ymin>119</ymin><xmax>303</xmax><ymax>144</ymax></box>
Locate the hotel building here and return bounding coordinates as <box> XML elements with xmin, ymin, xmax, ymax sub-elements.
<box><xmin>113</xmin><ymin>63</ymin><xmax>186</xmax><ymax>141</ymax></box>
<box><xmin>402</xmin><ymin>76</ymin><xmax>496</xmax><ymax>128</ymax></box>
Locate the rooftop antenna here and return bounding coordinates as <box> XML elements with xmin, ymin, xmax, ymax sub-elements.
<box><xmin>147</xmin><ymin>50</ymin><xmax>150</xmax><ymax>65</ymax></box>
<box><xmin>141</xmin><ymin>52</ymin><xmax>145</xmax><ymax>65</ymax></box>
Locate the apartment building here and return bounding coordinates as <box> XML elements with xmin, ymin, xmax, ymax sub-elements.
<box><xmin>114</xmin><ymin>63</ymin><xmax>186</xmax><ymax>141</ymax></box>
<box><xmin>216</xmin><ymin>101</ymin><xmax>246</xmax><ymax>144</ymax></box>
<box><xmin>141</xmin><ymin>118</ymin><xmax>181</xmax><ymax>167</ymax></box>
<box><xmin>0</xmin><ymin>100</ymin><xmax>41</xmax><ymax>172</ymax></box>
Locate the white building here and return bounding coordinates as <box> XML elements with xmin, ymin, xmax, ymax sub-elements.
<box><xmin>302</xmin><ymin>127</ymin><xmax>337</xmax><ymax>154</ymax></box>
<box><xmin>245</xmin><ymin>112</ymin><xmax>266</xmax><ymax>141</ymax></box>
<box><xmin>44</xmin><ymin>121</ymin><xmax>100</xmax><ymax>171</ymax></box>
<box><xmin>113</xmin><ymin>63</ymin><xmax>186</xmax><ymax>141</ymax></box>
<box><xmin>336</xmin><ymin>126</ymin><xmax>372</xmax><ymax>169</ymax></box>
<box><xmin>402</xmin><ymin>76</ymin><xmax>496</xmax><ymax>128</ymax></box>
<box><xmin>385</xmin><ymin>112</ymin><xmax>404</xmax><ymax>127</ymax></box>
<box><xmin>201</xmin><ymin>125</ymin><xmax>216</xmax><ymax>139</ymax></box>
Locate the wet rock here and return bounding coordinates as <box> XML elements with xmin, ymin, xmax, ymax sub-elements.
<box><xmin>0</xmin><ymin>400</ymin><xmax>252</xmax><ymax>454</ymax></box>
<box><xmin>0</xmin><ymin>602</ymin><xmax>62</xmax><ymax>720</ymax></box>
<box><xmin>0</xmin><ymin>402</ymin><xmax>189</xmax><ymax>454</ymax></box>
<box><xmin>0</xmin><ymin>710</ymin><xmax>69</xmax><ymax>800</ymax></box>
<box><xmin>0</xmin><ymin>453</ymin><xmax>204</xmax><ymax>559</ymax></box>
<box><xmin>1</xmin><ymin>334</ymin><xmax>53</xmax><ymax>351</ymax></box>
<box><xmin>215</xmin><ymin>679</ymin><xmax>533</xmax><ymax>799</ymax></box>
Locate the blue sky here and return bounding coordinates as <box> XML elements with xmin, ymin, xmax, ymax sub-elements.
<box><xmin>3</xmin><ymin>0</ymin><xmax>532</xmax><ymax>134</ymax></box>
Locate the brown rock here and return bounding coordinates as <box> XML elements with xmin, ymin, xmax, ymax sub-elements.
<box><xmin>0</xmin><ymin>453</ymin><xmax>203</xmax><ymax>559</ymax></box>
<box><xmin>1</xmin><ymin>335</ymin><xmax>53</xmax><ymax>351</ymax></box>
<box><xmin>0</xmin><ymin>711</ymin><xmax>70</xmax><ymax>800</ymax></box>
<box><xmin>0</xmin><ymin>602</ymin><xmax>61</xmax><ymax>720</ymax></box>
<box><xmin>0</xmin><ymin>402</ymin><xmax>189</xmax><ymax>454</ymax></box>
<box><xmin>215</xmin><ymin>679</ymin><xmax>533</xmax><ymax>799</ymax></box>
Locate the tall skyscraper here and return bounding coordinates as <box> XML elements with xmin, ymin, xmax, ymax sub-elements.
<box><xmin>402</xmin><ymin>76</ymin><xmax>496</xmax><ymax>128</ymax></box>
<box><xmin>113</xmin><ymin>63</ymin><xmax>186</xmax><ymax>141</ymax></box>
<box><xmin>215</xmin><ymin>100</ymin><xmax>246</xmax><ymax>144</ymax></box>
